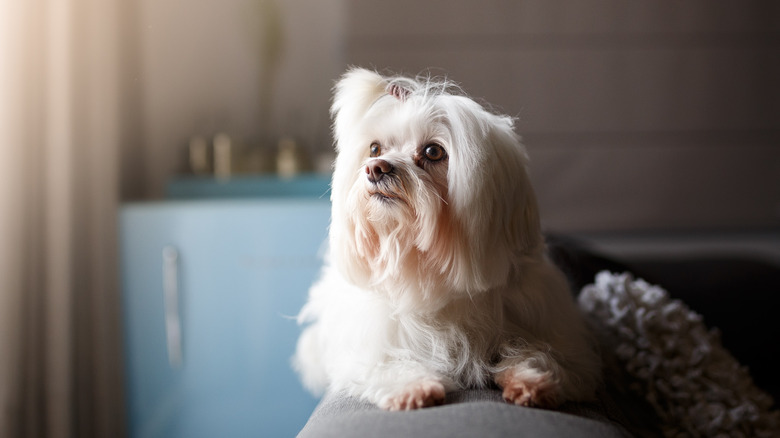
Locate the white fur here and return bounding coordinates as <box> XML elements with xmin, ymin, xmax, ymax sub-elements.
<box><xmin>293</xmin><ymin>68</ymin><xmax>601</xmax><ymax>410</ymax></box>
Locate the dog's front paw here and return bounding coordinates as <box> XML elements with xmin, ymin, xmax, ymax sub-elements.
<box><xmin>496</xmin><ymin>368</ymin><xmax>560</xmax><ymax>408</ymax></box>
<box><xmin>380</xmin><ymin>380</ymin><xmax>446</xmax><ymax>411</ymax></box>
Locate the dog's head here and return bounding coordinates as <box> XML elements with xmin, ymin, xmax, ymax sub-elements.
<box><xmin>328</xmin><ymin>68</ymin><xmax>543</xmax><ymax>311</ymax></box>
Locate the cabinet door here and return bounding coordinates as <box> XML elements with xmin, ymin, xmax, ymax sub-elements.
<box><xmin>121</xmin><ymin>200</ymin><xmax>330</xmax><ymax>438</ymax></box>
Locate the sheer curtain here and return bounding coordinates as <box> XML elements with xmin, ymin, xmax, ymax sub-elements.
<box><xmin>0</xmin><ymin>1</ymin><xmax>124</xmax><ymax>437</ymax></box>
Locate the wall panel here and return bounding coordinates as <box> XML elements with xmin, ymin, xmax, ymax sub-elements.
<box><xmin>344</xmin><ymin>0</ymin><xmax>780</xmax><ymax>231</ymax></box>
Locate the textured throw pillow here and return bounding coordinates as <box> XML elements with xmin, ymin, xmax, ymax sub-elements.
<box><xmin>579</xmin><ymin>271</ymin><xmax>780</xmax><ymax>438</ymax></box>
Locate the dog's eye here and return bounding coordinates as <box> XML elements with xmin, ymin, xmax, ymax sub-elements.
<box><xmin>370</xmin><ymin>143</ymin><xmax>381</xmax><ymax>157</ymax></box>
<box><xmin>423</xmin><ymin>143</ymin><xmax>446</xmax><ymax>161</ymax></box>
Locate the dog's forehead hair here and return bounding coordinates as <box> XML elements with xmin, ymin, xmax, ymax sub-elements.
<box><xmin>362</xmin><ymin>105</ymin><xmax>450</xmax><ymax>153</ymax></box>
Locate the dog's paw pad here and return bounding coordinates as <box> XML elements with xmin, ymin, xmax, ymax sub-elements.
<box><xmin>497</xmin><ymin>370</ymin><xmax>559</xmax><ymax>408</ymax></box>
<box><xmin>382</xmin><ymin>380</ymin><xmax>446</xmax><ymax>411</ymax></box>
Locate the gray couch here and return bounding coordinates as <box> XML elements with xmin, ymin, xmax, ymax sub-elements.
<box><xmin>296</xmin><ymin>235</ymin><xmax>780</xmax><ymax>437</ymax></box>
<box><xmin>298</xmin><ymin>388</ymin><xmax>637</xmax><ymax>438</ymax></box>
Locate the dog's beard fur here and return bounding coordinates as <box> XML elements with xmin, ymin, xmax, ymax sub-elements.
<box><xmin>294</xmin><ymin>68</ymin><xmax>601</xmax><ymax>410</ymax></box>
<box><xmin>340</xmin><ymin>135</ymin><xmax>459</xmax><ymax>312</ymax></box>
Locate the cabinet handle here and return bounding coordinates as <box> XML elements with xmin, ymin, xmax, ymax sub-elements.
<box><xmin>162</xmin><ymin>246</ymin><xmax>183</xmax><ymax>369</ymax></box>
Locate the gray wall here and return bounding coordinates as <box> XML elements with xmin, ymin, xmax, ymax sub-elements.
<box><xmin>121</xmin><ymin>0</ymin><xmax>780</xmax><ymax>233</ymax></box>
<box><xmin>343</xmin><ymin>0</ymin><xmax>780</xmax><ymax>232</ymax></box>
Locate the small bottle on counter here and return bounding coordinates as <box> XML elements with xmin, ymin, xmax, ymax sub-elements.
<box><xmin>213</xmin><ymin>132</ymin><xmax>232</xmax><ymax>180</ymax></box>
<box><xmin>276</xmin><ymin>136</ymin><xmax>309</xmax><ymax>179</ymax></box>
<box><xmin>188</xmin><ymin>136</ymin><xmax>211</xmax><ymax>175</ymax></box>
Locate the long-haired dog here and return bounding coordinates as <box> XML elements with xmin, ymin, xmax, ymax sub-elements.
<box><xmin>294</xmin><ymin>68</ymin><xmax>601</xmax><ymax>410</ymax></box>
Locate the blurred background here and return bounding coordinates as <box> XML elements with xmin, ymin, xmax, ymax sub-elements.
<box><xmin>1</xmin><ymin>1</ymin><xmax>778</xmax><ymax>437</ymax></box>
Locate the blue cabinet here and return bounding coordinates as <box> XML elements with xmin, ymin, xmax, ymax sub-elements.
<box><xmin>120</xmin><ymin>199</ymin><xmax>330</xmax><ymax>437</ymax></box>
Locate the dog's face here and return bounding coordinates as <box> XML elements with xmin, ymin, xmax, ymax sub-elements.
<box><xmin>328</xmin><ymin>69</ymin><xmax>542</xmax><ymax>311</ymax></box>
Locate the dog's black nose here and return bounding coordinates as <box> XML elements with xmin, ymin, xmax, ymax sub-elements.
<box><xmin>366</xmin><ymin>159</ymin><xmax>392</xmax><ymax>183</ymax></box>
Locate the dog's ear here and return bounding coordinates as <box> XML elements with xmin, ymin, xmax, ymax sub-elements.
<box><xmin>385</xmin><ymin>77</ymin><xmax>416</xmax><ymax>102</ymax></box>
<box><xmin>445</xmin><ymin>99</ymin><xmax>544</xmax><ymax>291</ymax></box>
<box><xmin>331</xmin><ymin>68</ymin><xmax>390</xmax><ymax>151</ymax></box>
<box><xmin>329</xmin><ymin>68</ymin><xmax>393</xmax><ymax>285</ymax></box>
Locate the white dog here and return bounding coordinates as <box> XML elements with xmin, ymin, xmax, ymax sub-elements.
<box><xmin>294</xmin><ymin>68</ymin><xmax>601</xmax><ymax>411</ymax></box>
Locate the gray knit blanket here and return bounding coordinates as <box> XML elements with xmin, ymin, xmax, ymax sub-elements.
<box><xmin>578</xmin><ymin>271</ymin><xmax>779</xmax><ymax>438</ymax></box>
